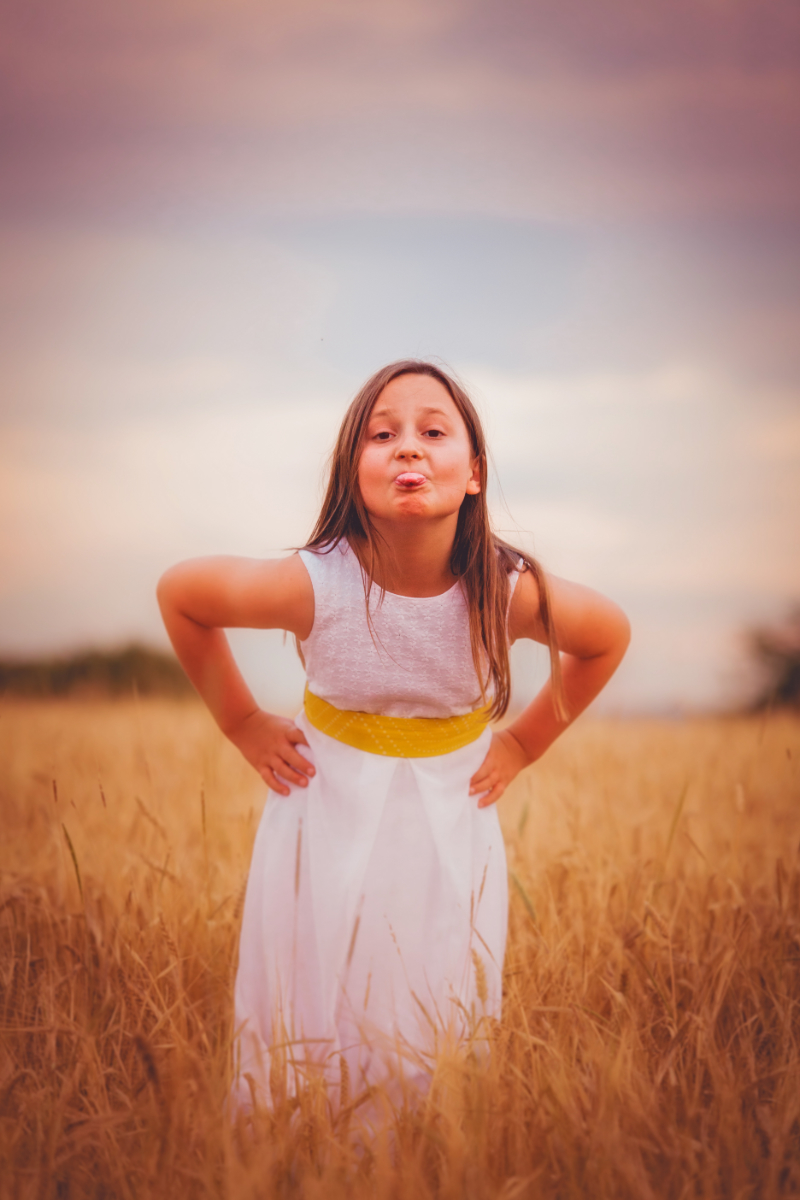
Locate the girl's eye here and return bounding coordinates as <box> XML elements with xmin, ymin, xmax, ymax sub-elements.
<box><xmin>373</xmin><ymin>431</ymin><xmax>393</xmax><ymax>441</ymax></box>
<box><xmin>425</xmin><ymin>429</ymin><xmax>445</xmax><ymax>439</ymax></box>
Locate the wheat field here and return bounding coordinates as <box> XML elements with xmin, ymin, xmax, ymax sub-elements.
<box><xmin>0</xmin><ymin>699</ymin><xmax>798</xmax><ymax>1198</ymax></box>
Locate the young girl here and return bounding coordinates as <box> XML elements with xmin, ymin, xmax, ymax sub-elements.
<box><xmin>157</xmin><ymin>360</ymin><xmax>630</xmax><ymax>1113</ymax></box>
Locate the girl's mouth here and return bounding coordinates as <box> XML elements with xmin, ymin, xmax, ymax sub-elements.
<box><xmin>394</xmin><ymin>472</ymin><xmax>427</xmax><ymax>489</ymax></box>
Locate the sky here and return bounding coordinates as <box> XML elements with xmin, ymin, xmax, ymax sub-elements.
<box><xmin>1</xmin><ymin>0</ymin><xmax>799</xmax><ymax>713</ymax></box>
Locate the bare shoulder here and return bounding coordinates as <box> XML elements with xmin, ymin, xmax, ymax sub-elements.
<box><xmin>509</xmin><ymin>567</ymin><xmax>630</xmax><ymax>657</ymax></box>
<box><xmin>507</xmin><ymin>565</ymin><xmax>542</xmax><ymax>644</ymax></box>
<box><xmin>265</xmin><ymin>550</ymin><xmax>314</xmax><ymax>595</ymax></box>
<box><xmin>229</xmin><ymin>551</ymin><xmax>315</xmax><ymax>639</ymax></box>
<box><xmin>157</xmin><ymin>551</ymin><xmax>315</xmax><ymax>639</ymax></box>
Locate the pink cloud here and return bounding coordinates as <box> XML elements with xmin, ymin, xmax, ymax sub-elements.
<box><xmin>0</xmin><ymin>0</ymin><xmax>797</xmax><ymax>221</ymax></box>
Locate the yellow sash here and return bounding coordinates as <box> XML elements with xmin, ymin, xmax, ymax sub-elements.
<box><xmin>303</xmin><ymin>687</ymin><xmax>490</xmax><ymax>758</ymax></box>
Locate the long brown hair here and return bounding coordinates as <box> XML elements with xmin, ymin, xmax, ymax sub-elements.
<box><xmin>304</xmin><ymin>360</ymin><xmax>565</xmax><ymax>720</ymax></box>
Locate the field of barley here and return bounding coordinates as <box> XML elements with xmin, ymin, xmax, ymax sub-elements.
<box><xmin>1</xmin><ymin>698</ymin><xmax>799</xmax><ymax>1199</ymax></box>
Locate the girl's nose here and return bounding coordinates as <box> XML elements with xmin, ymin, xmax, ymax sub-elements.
<box><xmin>395</xmin><ymin>432</ymin><xmax>422</xmax><ymax>459</ymax></box>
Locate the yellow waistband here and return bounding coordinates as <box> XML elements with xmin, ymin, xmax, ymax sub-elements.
<box><xmin>303</xmin><ymin>687</ymin><xmax>490</xmax><ymax>758</ymax></box>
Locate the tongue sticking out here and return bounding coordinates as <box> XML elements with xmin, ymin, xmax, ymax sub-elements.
<box><xmin>395</xmin><ymin>472</ymin><xmax>427</xmax><ymax>488</ymax></box>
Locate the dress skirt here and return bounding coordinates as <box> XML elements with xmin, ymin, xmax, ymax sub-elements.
<box><xmin>230</xmin><ymin>713</ymin><xmax>508</xmax><ymax>1111</ymax></box>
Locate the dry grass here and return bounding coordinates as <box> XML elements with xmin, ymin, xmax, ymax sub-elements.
<box><xmin>0</xmin><ymin>698</ymin><xmax>799</xmax><ymax>1198</ymax></box>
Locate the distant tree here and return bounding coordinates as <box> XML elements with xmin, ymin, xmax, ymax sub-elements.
<box><xmin>746</xmin><ymin>608</ymin><xmax>800</xmax><ymax>711</ymax></box>
<box><xmin>0</xmin><ymin>643</ymin><xmax>193</xmax><ymax>699</ymax></box>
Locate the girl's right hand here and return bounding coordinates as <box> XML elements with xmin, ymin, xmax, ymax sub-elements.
<box><xmin>226</xmin><ymin>709</ymin><xmax>315</xmax><ymax>796</ymax></box>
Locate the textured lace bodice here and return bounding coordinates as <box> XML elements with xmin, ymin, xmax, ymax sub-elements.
<box><xmin>298</xmin><ymin>540</ymin><xmax>501</xmax><ymax>718</ymax></box>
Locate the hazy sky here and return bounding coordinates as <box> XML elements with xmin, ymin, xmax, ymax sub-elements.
<box><xmin>1</xmin><ymin>0</ymin><xmax>799</xmax><ymax>711</ymax></box>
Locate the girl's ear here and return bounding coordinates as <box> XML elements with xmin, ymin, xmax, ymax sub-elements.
<box><xmin>465</xmin><ymin>457</ymin><xmax>482</xmax><ymax>495</ymax></box>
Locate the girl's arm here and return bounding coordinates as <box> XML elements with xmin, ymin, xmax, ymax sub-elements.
<box><xmin>470</xmin><ymin>570</ymin><xmax>630</xmax><ymax>807</ymax></box>
<box><xmin>157</xmin><ymin>554</ymin><xmax>316</xmax><ymax>795</ymax></box>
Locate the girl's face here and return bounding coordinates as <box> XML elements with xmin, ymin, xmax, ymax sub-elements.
<box><xmin>358</xmin><ymin>373</ymin><xmax>481</xmax><ymax>526</ymax></box>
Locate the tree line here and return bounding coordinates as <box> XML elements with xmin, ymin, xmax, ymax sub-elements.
<box><xmin>0</xmin><ymin>644</ymin><xmax>193</xmax><ymax>699</ymax></box>
<box><xmin>746</xmin><ymin>608</ymin><xmax>800</xmax><ymax>712</ymax></box>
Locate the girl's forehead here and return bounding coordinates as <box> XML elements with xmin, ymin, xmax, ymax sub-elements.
<box><xmin>369</xmin><ymin>374</ymin><xmax>463</xmax><ymax>421</ymax></box>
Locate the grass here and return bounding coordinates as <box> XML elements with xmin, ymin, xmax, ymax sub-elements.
<box><xmin>0</xmin><ymin>698</ymin><xmax>799</xmax><ymax>1198</ymax></box>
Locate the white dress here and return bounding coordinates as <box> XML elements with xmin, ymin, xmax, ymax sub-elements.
<box><xmin>231</xmin><ymin>540</ymin><xmax>513</xmax><ymax>1111</ymax></box>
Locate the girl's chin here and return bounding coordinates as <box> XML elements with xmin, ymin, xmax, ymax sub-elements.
<box><xmin>368</xmin><ymin>498</ymin><xmax>430</xmax><ymax>522</ymax></box>
<box><xmin>376</xmin><ymin>497</ymin><xmax>463</xmax><ymax>523</ymax></box>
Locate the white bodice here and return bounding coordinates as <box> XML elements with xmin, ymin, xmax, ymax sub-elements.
<box><xmin>298</xmin><ymin>540</ymin><xmax>487</xmax><ymax>718</ymax></box>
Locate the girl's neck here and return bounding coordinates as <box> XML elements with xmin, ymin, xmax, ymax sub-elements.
<box><xmin>352</xmin><ymin>518</ymin><xmax>458</xmax><ymax>598</ymax></box>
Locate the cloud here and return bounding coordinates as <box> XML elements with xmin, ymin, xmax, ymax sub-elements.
<box><xmin>0</xmin><ymin>0</ymin><xmax>797</xmax><ymax>221</ymax></box>
<box><xmin>474</xmin><ymin>363</ymin><xmax>800</xmax><ymax>601</ymax></box>
<box><xmin>0</xmin><ymin>223</ymin><xmax>339</xmax><ymax>422</ymax></box>
<box><xmin>0</xmin><ymin>396</ymin><xmax>341</xmax><ymax>651</ymax></box>
<box><xmin>745</xmin><ymin>409</ymin><xmax>800</xmax><ymax>463</ymax></box>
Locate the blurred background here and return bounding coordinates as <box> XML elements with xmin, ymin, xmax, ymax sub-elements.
<box><xmin>0</xmin><ymin>0</ymin><xmax>798</xmax><ymax>713</ymax></box>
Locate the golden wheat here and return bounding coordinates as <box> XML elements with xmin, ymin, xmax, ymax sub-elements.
<box><xmin>0</xmin><ymin>698</ymin><xmax>798</xmax><ymax>1198</ymax></box>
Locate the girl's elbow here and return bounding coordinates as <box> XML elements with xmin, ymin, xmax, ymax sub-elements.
<box><xmin>156</xmin><ymin>561</ymin><xmax>221</xmax><ymax>630</ymax></box>
<box><xmin>587</xmin><ymin>599</ymin><xmax>630</xmax><ymax>662</ymax></box>
<box><xmin>156</xmin><ymin>565</ymin><xmax>185</xmax><ymax>616</ymax></box>
<box><xmin>156</xmin><ymin>569</ymin><xmax>172</xmax><ymax>603</ymax></box>
<box><xmin>610</xmin><ymin>604</ymin><xmax>632</xmax><ymax>659</ymax></box>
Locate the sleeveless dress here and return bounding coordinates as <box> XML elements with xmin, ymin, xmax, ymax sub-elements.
<box><xmin>231</xmin><ymin>540</ymin><xmax>514</xmax><ymax>1111</ymax></box>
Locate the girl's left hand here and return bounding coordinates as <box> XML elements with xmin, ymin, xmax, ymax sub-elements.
<box><xmin>469</xmin><ymin>730</ymin><xmax>531</xmax><ymax>808</ymax></box>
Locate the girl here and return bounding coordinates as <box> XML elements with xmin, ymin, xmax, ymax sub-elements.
<box><xmin>157</xmin><ymin>360</ymin><xmax>630</xmax><ymax>1113</ymax></box>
